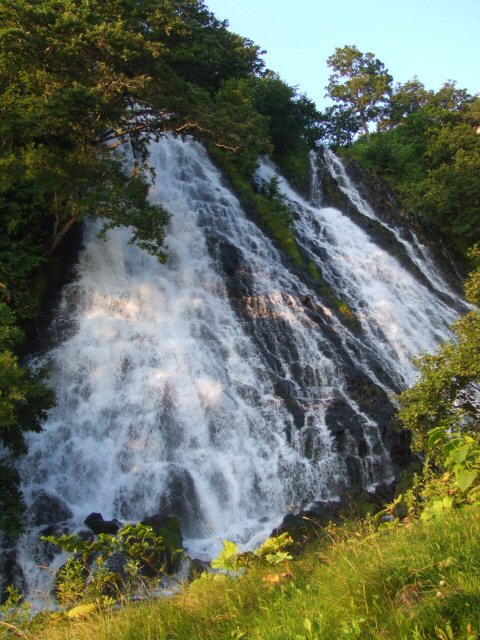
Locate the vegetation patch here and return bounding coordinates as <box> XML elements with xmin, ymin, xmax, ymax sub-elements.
<box><xmin>6</xmin><ymin>506</ymin><xmax>479</xmax><ymax>640</ymax></box>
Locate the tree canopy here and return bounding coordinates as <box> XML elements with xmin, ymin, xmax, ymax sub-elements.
<box><xmin>0</xmin><ymin>0</ymin><xmax>272</xmax><ymax>257</ymax></box>
<box><xmin>326</xmin><ymin>45</ymin><xmax>392</xmax><ymax>140</ymax></box>
<box><xmin>398</xmin><ymin>245</ymin><xmax>480</xmax><ymax>454</ymax></box>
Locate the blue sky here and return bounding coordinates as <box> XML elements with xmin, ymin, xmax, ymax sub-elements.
<box><xmin>206</xmin><ymin>0</ymin><xmax>479</xmax><ymax>110</ymax></box>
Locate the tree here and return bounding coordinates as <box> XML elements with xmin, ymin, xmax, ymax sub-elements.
<box><xmin>382</xmin><ymin>77</ymin><xmax>432</xmax><ymax>128</ymax></box>
<box><xmin>326</xmin><ymin>45</ymin><xmax>392</xmax><ymax>140</ymax></box>
<box><xmin>250</xmin><ymin>72</ymin><xmax>321</xmax><ymax>185</ymax></box>
<box><xmin>432</xmin><ymin>80</ymin><xmax>472</xmax><ymax>112</ymax></box>
<box><xmin>0</xmin><ymin>0</ymin><xmax>267</xmax><ymax>256</ymax></box>
<box><xmin>0</xmin><ymin>304</ymin><xmax>55</xmax><ymax>537</ymax></box>
<box><xmin>318</xmin><ymin>105</ymin><xmax>361</xmax><ymax>146</ymax></box>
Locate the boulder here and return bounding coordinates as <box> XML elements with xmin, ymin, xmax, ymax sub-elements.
<box><xmin>271</xmin><ymin>502</ymin><xmax>342</xmax><ymax>544</ymax></box>
<box><xmin>39</xmin><ymin>523</ymin><xmax>70</xmax><ymax>563</ymax></box>
<box><xmin>188</xmin><ymin>558</ymin><xmax>210</xmax><ymax>582</ymax></box>
<box><xmin>156</xmin><ymin>466</ymin><xmax>203</xmax><ymax>536</ymax></box>
<box><xmin>84</xmin><ymin>513</ymin><xmax>121</xmax><ymax>535</ymax></box>
<box><xmin>140</xmin><ymin>514</ymin><xmax>183</xmax><ymax>575</ymax></box>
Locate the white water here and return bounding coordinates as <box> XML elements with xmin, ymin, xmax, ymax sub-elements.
<box><xmin>322</xmin><ymin>149</ymin><xmax>466</xmax><ymax>305</ymax></box>
<box><xmin>16</xmin><ymin>136</ymin><xmax>461</xmax><ymax>601</ymax></box>
<box><xmin>256</xmin><ymin>156</ymin><xmax>459</xmax><ymax>387</ymax></box>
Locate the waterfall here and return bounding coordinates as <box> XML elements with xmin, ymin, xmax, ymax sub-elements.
<box><xmin>256</xmin><ymin>154</ymin><xmax>459</xmax><ymax>387</ymax></box>
<box><xmin>321</xmin><ymin>149</ymin><xmax>466</xmax><ymax>304</ymax></box>
<box><xmin>14</xmin><ymin>136</ymin><xmax>461</xmax><ymax>601</ymax></box>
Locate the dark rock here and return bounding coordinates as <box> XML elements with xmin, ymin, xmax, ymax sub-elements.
<box><xmin>40</xmin><ymin>524</ymin><xmax>67</xmax><ymax>537</ymax></box>
<box><xmin>0</xmin><ymin>536</ymin><xmax>26</xmax><ymax>604</ymax></box>
<box><xmin>77</xmin><ymin>529</ymin><xmax>95</xmax><ymax>543</ymax></box>
<box><xmin>271</xmin><ymin>503</ymin><xmax>342</xmax><ymax>543</ymax></box>
<box><xmin>344</xmin><ymin>454</ymin><xmax>366</xmax><ymax>488</ymax></box>
<box><xmin>105</xmin><ymin>551</ymin><xmax>128</xmax><ymax>575</ymax></box>
<box><xmin>29</xmin><ymin>490</ymin><xmax>73</xmax><ymax>527</ymax></box>
<box><xmin>300</xmin><ymin>294</ymin><xmax>313</xmax><ymax>308</ymax></box>
<box><xmin>85</xmin><ymin>551</ymin><xmax>128</xmax><ymax>599</ymax></box>
<box><xmin>38</xmin><ymin>524</ymin><xmax>70</xmax><ymax>563</ymax></box>
<box><xmin>381</xmin><ymin>514</ymin><xmax>395</xmax><ymax>523</ymax></box>
<box><xmin>23</xmin><ymin>221</ymin><xmax>84</xmax><ymax>353</ymax></box>
<box><xmin>188</xmin><ymin>558</ymin><xmax>210</xmax><ymax>582</ymax></box>
<box><xmin>140</xmin><ymin>514</ymin><xmax>184</xmax><ymax>575</ymax></box>
<box><xmin>156</xmin><ymin>466</ymin><xmax>203</xmax><ymax>536</ymax></box>
<box><xmin>84</xmin><ymin>513</ymin><xmax>121</xmax><ymax>535</ymax></box>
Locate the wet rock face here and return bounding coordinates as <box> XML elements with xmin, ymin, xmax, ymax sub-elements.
<box><xmin>29</xmin><ymin>490</ymin><xmax>73</xmax><ymax>527</ymax></box>
<box><xmin>37</xmin><ymin>524</ymin><xmax>70</xmax><ymax>564</ymax></box>
<box><xmin>140</xmin><ymin>514</ymin><xmax>183</xmax><ymax>575</ymax></box>
<box><xmin>0</xmin><ymin>535</ymin><xmax>26</xmax><ymax>604</ymax></box>
<box><xmin>156</xmin><ymin>466</ymin><xmax>204</xmax><ymax>537</ymax></box>
<box><xmin>318</xmin><ymin>150</ymin><xmax>467</xmax><ymax>292</ymax></box>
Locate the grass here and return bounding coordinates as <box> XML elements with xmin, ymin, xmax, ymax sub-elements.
<box><xmin>21</xmin><ymin>505</ymin><xmax>480</xmax><ymax>640</ymax></box>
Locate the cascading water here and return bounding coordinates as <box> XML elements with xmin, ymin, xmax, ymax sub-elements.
<box><xmin>321</xmin><ymin>149</ymin><xmax>467</xmax><ymax>305</ymax></box>
<box><xmin>13</xmin><ymin>135</ymin><xmax>461</xmax><ymax>602</ymax></box>
<box><xmin>256</xmin><ymin>155</ymin><xmax>461</xmax><ymax>387</ymax></box>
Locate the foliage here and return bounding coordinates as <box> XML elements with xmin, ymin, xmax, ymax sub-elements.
<box><xmin>206</xmin><ymin>77</ymin><xmax>272</xmax><ymax>176</ymax></box>
<box><xmin>348</xmin><ymin>80</ymin><xmax>479</xmax><ymax>249</ymax></box>
<box><xmin>254</xmin><ymin>532</ymin><xmax>294</xmax><ymax>565</ymax></box>
<box><xmin>211</xmin><ymin>540</ymin><xmax>243</xmax><ymax>573</ymax></box>
<box><xmin>0</xmin><ymin>0</ymin><xmax>275</xmax><ymax>272</ymax></box>
<box><xmin>250</xmin><ymin>73</ymin><xmax>321</xmax><ymax>187</ymax></box>
<box><xmin>382</xmin><ymin>77</ymin><xmax>433</xmax><ymax>129</ymax></box>
<box><xmin>0</xmin><ymin>463</ymin><xmax>26</xmax><ymax>538</ymax></box>
<box><xmin>419</xmin><ymin>430</ymin><xmax>480</xmax><ymax>521</ymax></box>
<box><xmin>0</xmin><ymin>302</ymin><xmax>55</xmax><ymax>537</ymax></box>
<box><xmin>326</xmin><ymin>45</ymin><xmax>392</xmax><ymax>140</ymax></box>
<box><xmin>318</xmin><ymin>104</ymin><xmax>361</xmax><ymax>146</ymax></box>
<box><xmin>211</xmin><ymin>533</ymin><xmax>294</xmax><ymax>574</ymax></box>
<box><xmin>398</xmin><ymin>247</ymin><xmax>480</xmax><ymax>453</ymax></box>
<box><xmin>24</xmin><ymin>506</ymin><xmax>480</xmax><ymax>640</ymax></box>
<box><xmin>42</xmin><ymin>523</ymin><xmax>172</xmax><ymax>606</ymax></box>
<box><xmin>0</xmin><ymin>585</ymin><xmax>31</xmax><ymax>639</ymax></box>
<box><xmin>409</xmin><ymin>137</ymin><xmax>480</xmax><ymax>245</ymax></box>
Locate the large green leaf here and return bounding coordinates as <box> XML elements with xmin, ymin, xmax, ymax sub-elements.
<box><xmin>456</xmin><ymin>469</ymin><xmax>477</xmax><ymax>493</ymax></box>
<box><xmin>428</xmin><ymin>427</ymin><xmax>445</xmax><ymax>448</ymax></box>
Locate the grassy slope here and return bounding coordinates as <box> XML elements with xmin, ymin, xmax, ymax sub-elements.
<box><xmin>29</xmin><ymin>505</ymin><xmax>480</xmax><ymax>640</ymax></box>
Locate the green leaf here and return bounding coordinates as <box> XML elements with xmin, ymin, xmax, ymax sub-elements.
<box><xmin>428</xmin><ymin>427</ymin><xmax>445</xmax><ymax>448</ymax></box>
<box><xmin>211</xmin><ymin>540</ymin><xmax>239</xmax><ymax>571</ymax></box>
<box><xmin>67</xmin><ymin>603</ymin><xmax>96</xmax><ymax>619</ymax></box>
<box><xmin>449</xmin><ymin>444</ymin><xmax>471</xmax><ymax>464</ymax></box>
<box><xmin>265</xmin><ymin>551</ymin><xmax>293</xmax><ymax>565</ymax></box>
<box><xmin>421</xmin><ymin>496</ymin><xmax>454</xmax><ymax>520</ymax></box>
<box><xmin>456</xmin><ymin>469</ymin><xmax>477</xmax><ymax>493</ymax></box>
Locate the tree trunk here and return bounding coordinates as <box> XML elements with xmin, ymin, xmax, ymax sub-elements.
<box><xmin>360</xmin><ymin>110</ymin><xmax>371</xmax><ymax>140</ymax></box>
<box><xmin>51</xmin><ymin>216</ymin><xmax>77</xmax><ymax>254</ymax></box>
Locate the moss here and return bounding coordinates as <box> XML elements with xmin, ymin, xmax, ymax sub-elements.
<box><xmin>307</xmin><ymin>259</ymin><xmax>323</xmax><ymax>284</ymax></box>
<box><xmin>337</xmin><ymin>300</ymin><xmax>356</xmax><ymax>322</ymax></box>
<box><xmin>274</xmin><ymin>141</ymin><xmax>311</xmax><ymax>194</ymax></box>
<box><xmin>211</xmin><ymin>149</ymin><xmax>305</xmax><ymax>267</ymax></box>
